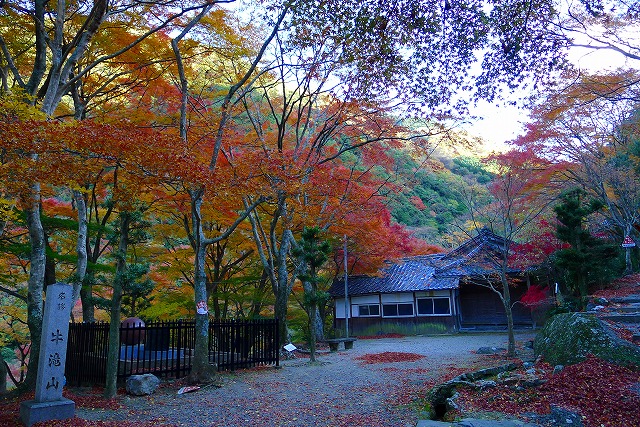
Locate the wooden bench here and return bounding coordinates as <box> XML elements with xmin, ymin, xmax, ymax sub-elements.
<box><xmin>324</xmin><ymin>337</ymin><xmax>357</xmax><ymax>352</ymax></box>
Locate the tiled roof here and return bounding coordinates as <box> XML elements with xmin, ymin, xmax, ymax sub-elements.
<box><xmin>329</xmin><ymin>258</ymin><xmax>460</xmax><ymax>296</ymax></box>
<box><xmin>441</xmin><ymin>227</ymin><xmax>509</xmax><ymax>261</ymax></box>
<box><xmin>328</xmin><ymin>228</ymin><xmax>521</xmax><ymax>297</ymax></box>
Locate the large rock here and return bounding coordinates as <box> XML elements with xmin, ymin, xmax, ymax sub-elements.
<box><xmin>126</xmin><ymin>374</ymin><xmax>160</xmax><ymax>396</ymax></box>
<box><xmin>534</xmin><ymin>313</ymin><xmax>640</xmax><ymax>367</ymax></box>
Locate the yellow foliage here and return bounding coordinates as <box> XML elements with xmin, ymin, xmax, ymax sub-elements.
<box><xmin>0</xmin><ymin>198</ymin><xmax>17</xmax><ymax>223</ymax></box>
<box><xmin>0</xmin><ymin>92</ymin><xmax>46</xmax><ymax>121</ymax></box>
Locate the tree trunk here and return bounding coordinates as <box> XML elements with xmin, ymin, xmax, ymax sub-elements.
<box><xmin>312</xmin><ymin>306</ymin><xmax>324</xmax><ymax>341</ymax></box>
<box><xmin>187</xmin><ymin>191</ymin><xmax>216</xmax><ymax>384</ymax></box>
<box><xmin>247</xmin><ymin>269</ymin><xmax>269</xmax><ymax>318</ymax></box>
<box><xmin>500</xmin><ymin>272</ymin><xmax>516</xmax><ymax>358</ymax></box>
<box><xmin>44</xmin><ymin>232</ymin><xmax>56</xmax><ymax>286</ymax></box>
<box><xmin>273</xmin><ymin>231</ymin><xmax>293</xmax><ymax>345</ymax></box>
<box><xmin>80</xmin><ymin>274</ymin><xmax>95</xmax><ymax>323</ymax></box>
<box><xmin>308</xmin><ymin>299</ymin><xmax>317</xmax><ymax>362</ymax></box>
<box><xmin>0</xmin><ymin>356</ymin><xmax>7</xmax><ymax>394</ymax></box>
<box><xmin>300</xmin><ymin>280</ymin><xmax>325</xmax><ymax>348</ymax></box>
<box><xmin>24</xmin><ymin>183</ymin><xmax>45</xmax><ymax>390</ymax></box>
<box><xmin>273</xmin><ymin>276</ymin><xmax>291</xmax><ymax>345</ymax></box>
<box><xmin>245</xmin><ymin>195</ymin><xmax>294</xmax><ymax>345</ymax></box>
<box><xmin>72</xmin><ymin>190</ymin><xmax>88</xmax><ymax>309</ymax></box>
<box><xmin>104</xmin><ymin>213</ymin><xmax>130</xmax><ymax>398</ymax></box>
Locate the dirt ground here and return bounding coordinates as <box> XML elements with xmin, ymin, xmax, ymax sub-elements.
<box><xmin>69</xmin><ymin>331</ymin><xmax>535</xmax><ymax>427</ymax></box>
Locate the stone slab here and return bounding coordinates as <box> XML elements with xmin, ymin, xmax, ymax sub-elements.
<box><xmin>416</xmin><ymin>421</ymin><xmax>457</xmax><ymax>427</ymax></box>
<box><xmin>457</xmin><ymin>419</ymin><xmax>540</xmax><ymax>427</ymax></box>
<box><xmin>20</xmin><ymin>398</ymin><xmax>75</xmax><ymax>427</ymax></box>
<box><xmin>416</xmin><ymin>419</ymin><xmax>540</xmax><ymax>427</ymax></box>
<box><xmin>35</xmin><ymin>283</ymin><xmax>73</xmax><ymax>402</ymax></box>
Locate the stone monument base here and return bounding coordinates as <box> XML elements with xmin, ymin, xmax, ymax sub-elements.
<box><xmin>20</xmin><ymin>398</ymin><xmax>75</xmax><ymax>427</ymax></box>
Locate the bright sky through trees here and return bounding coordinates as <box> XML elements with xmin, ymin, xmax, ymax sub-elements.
<box><xmin>467</xmin><ymin>44</ymin><xmax>633</xmax><ymax>151</ymax></box>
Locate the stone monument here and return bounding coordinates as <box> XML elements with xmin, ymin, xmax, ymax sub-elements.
<box><xmin>20</xmin><ymin>283</ymin><xmax>75</xmax><ymax>426</ymax></box>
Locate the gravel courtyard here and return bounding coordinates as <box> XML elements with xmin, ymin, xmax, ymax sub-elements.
<box><xmin>74</xmin><ymin>331</ymin><xmax>536</xmax><ymax>427</ymax></box>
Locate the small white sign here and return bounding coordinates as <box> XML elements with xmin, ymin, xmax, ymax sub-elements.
<box><xmin>196</xmin><ymin>300</ymin><xmax>208</xmax><ymax>315</ymax></box>
<box><xmin>283</xmin><ymin>343</ymin><xmax>297</xmax><ymax>352</ymax></box>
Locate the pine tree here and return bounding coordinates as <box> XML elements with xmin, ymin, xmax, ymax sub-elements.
<box><xmin>553</xmin><ymin>189</ymin><xmax>623</xmax><ymax>307</ymax></box>
<box><xmin>293</xmin><ymin>227</ymin><xmax>331</xmax><ymax>363</ymax></box>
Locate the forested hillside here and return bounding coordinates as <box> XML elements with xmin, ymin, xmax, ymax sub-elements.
<box><xmin>385</xmin><ymin>147</ymin><xmax>493</xmax><ymax>247</ymax></box>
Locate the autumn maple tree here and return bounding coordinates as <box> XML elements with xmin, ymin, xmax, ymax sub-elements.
<box><xmin>456</xmin><ymin>148</ymin><xmax>563</xmax><ymax>356</ymax></box>
<box><xmin>520</xmin><ymin>70</ymin><xmax>640</xmax><ymax>274</ymax></box>
<box><xmin>0</xmin><ymin>0</ymin><xmax>226</xmax><ymax>389</ymax></box>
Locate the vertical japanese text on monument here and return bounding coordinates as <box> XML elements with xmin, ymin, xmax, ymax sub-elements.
<box><xmin>34</xmin><ymin>283</ymin><xmax>73</xmax><ymax>402</ymax></box>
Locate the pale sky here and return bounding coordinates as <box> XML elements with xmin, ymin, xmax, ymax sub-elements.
<box><xmin>465</xmin><ymin>45</ymin><xmax>634</xmax><ymax>152</ymax></box>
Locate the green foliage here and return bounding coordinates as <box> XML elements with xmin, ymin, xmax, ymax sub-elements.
<box><xmin>0</xmin><ymin>294</ymin><xmax>29</xmax><ymax>388</ymax></box>
<box><xmin>140</xmin><ymin>289</ymin><xmax>191</xmax><ymax>320</ymax></box>
<box><xmin>286</xmin><ymin>305</ymin><xmax>310</xmax><ymax>344</ymax></box>
<box><xmin>303</xmin><ymin>290</ymin><xmax>330</xmax><ymax>308</ymax></box>
<box><xmin>450</xmin><ymin>157</ymin><xmax>493</xmax><ymax>184</ymax></box>
<box><xmin>118</xmin><ymin>263</ymin><xmax>154</xmax><ymax>318</ymax></box>
<box><xmin>386</xmin><ymin>151</ymin><xmax>492</xmax><ymax>242</ymax></box>
<box><xmin>294</xmin><ymin>227</ymin><xmax>332</xmax><ymax>294</ymax></box>
<box><xmin>553</xmin><ymin>189</ymin><xmax>624</xmax><ymax>305</ymax></box>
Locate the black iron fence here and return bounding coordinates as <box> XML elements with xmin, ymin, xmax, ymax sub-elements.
<box><xmin>65</xmin><ymin>318</ymin><xmax>279</xmax><ymax>386</ymax></box>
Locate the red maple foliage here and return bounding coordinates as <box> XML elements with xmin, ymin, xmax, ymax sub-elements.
<box><xmin>409</xmin><ymin>195</ymin><xmax>427</xmax><ymax>211</ymax></box>
<box><xmin>457</xmin><ymin>355</ymin><xmax>640</xmax><ymax>427</ymax></box>
<box><xmin>508</xmin><ymin>219</ymin><xmax>566</xmax><ymax>270</ymax></box>
<box><xmin>355</xmin><ymin>351</ymin><xmax>425</xmax><ymax>364</ymax></box>
<box><xmin>592</xmin><ymin>274</ymin><xmax>640</xmax><ymax>299</ymax></box>
<box><xmin>0</xmin><ymin>388</ymin><xmax>150</xmax><ymax>427</ymax></box>
<box><xmin>519</xmin><ymin>285</ymin><xmax>549</xmax><ymax>308</ymax></box>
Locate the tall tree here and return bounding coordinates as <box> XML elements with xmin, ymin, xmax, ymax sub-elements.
<box><xmin>104</xmin><ymin>211</ymin><xmax>131</xmax><ymax>398</ymax></box>
<box><xmin>292</xmin><ymin>227</ymin><xmax>331</xmax><ymax>362</ymax></box>
<box><xmin>553</xmin><ymin>188</ymin><xmax>623</xmax><ymax>307</ymax></box>
<box><xmin>519</xmin><ymin>70</ymin><xmax>640</xmax><ymax>273</ymax></box>
<box><xmin>168</xmin><ymin>4</ymin><xmax>289</xmax><ymax>382</ymax></box>
<box><xmin>457</xmin><ymin>148</ymin><xmax>562</xmax><ymax>356</ymax></box>
<box><xmin>0</xmin><ymin>0</ymin><xmax>221</xmax><ymax>388</ymax></box>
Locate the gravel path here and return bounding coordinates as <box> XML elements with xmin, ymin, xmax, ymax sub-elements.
<box><xmin>75</xmin><ymin>332</ymin><xmax>536</xmax><ymax>427</ymax></box>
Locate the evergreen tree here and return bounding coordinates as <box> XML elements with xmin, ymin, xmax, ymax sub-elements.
<box><xmin>553</xmin><ymin>189</ymin><xmax>623</xmax><ymax>307</ymax></box>
<box><xmin>293</xmin><ymin>227</ymin><xmax>331</xmax><ymax>363</ymax></box>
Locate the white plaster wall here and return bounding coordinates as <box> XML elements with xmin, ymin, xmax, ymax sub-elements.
<box><xmin>351</xmin><ymin>295</ymin><xmax>379</xmax><ymax>304</ymax></box>
<box><xmin>414</xmin><ymin>290</ymin><xmax>450</xmax><ymax>298</ymax></box>
<box><xmin>380</xmin><ymin>293</ymin><xmax>413</xmax><ymax>303</ymax></box>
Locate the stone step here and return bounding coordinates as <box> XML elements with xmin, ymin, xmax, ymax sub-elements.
<box><xmin>609</xmin><ymin>294</ymin><xmax>640</xmax><ymax>304</ymax></box>
<box><xmin>612</xmin><ymin>304</ymin><xmax>640</xmax><ymax>313</ymax></box>
<box><xmin>602</xmin><ymin>313</ymin><xmax>640</xmax><ymax>323</ymax></box>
